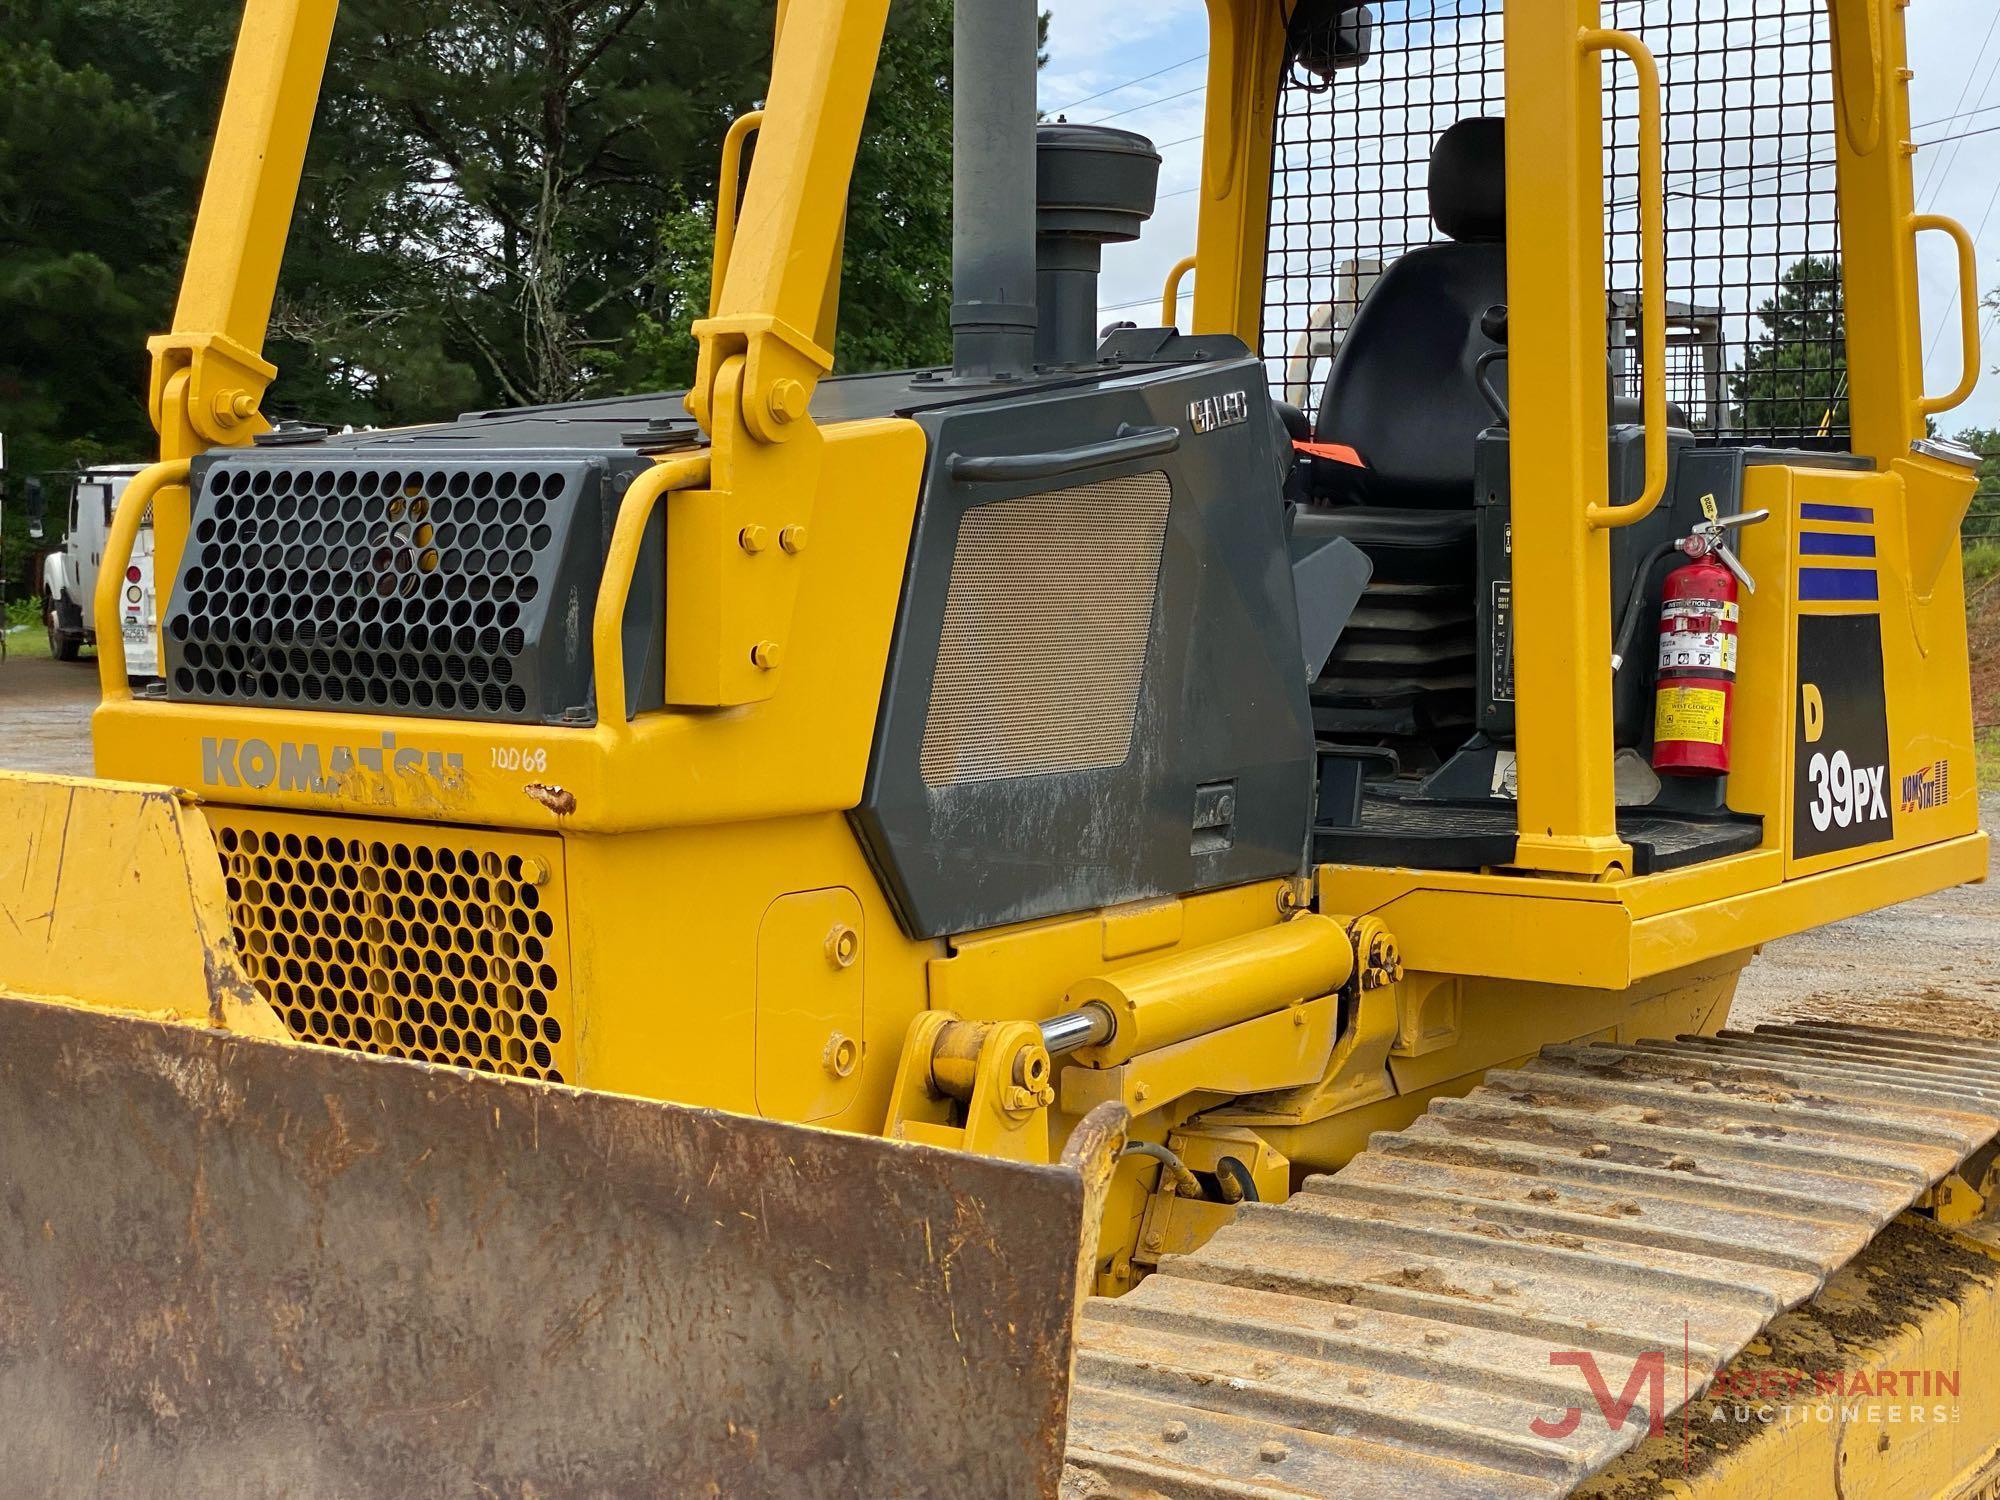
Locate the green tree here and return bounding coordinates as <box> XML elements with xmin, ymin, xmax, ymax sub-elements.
<box><xmin>636</xmin><ymin>0</ymin><xmax>962</xmax><ymax>388</ymax></box>
<box><xmin>0</xmin><ymin>1</ymin><xmax>237</xmax><ymax>597</ymax></box>
<box><xmin>0</xmin><ymin>0</ymin><xmax>968</xmax><ymax>603</ymax></box>
<box><xmin>1956</xmin><ymin>424</ymin><xmax>2000</xmax><ymax>547</ymax></box>
<box><xmin>1729</xmin><ymin>254</ymin><xmax>1848</xmax><ymax>439</ymax></box>
<box><xmin>270</xmin><ymin>0</ymin><xmax>775</xmax><ymax>422</ymax></box>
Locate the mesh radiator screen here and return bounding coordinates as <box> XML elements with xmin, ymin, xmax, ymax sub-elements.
<box><xmin>919</xmin><ymin>473</ymin><xmax>1171</xmax><ymax>787</ymax></box>
<box><xmin>208</xmin><ymin>809</ymin><xmax>576</xmax><ymax>1083</ymax></box>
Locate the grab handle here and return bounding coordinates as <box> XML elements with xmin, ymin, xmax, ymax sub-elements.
<box><xmin>707</xmin><ymin>110</ymin><xmax>765</xmax><ymax>319</ymax></box>
<box><xmin>1580</xmin><ymin>28</ymin><xmax>1668</xmax><ymax>529</ymax></box>
<box><xmin>1912</xmin><ymin>213</ymin><xmax>1981</xmax><ymax>418</ymax></box>
<box><xmin>948</xmin><ymin>424</ymin><xmax>1180</xmax><ymax>484</ymax></box>
<box><xmin>1159</xmin><ymin>255</ymin><xmax>1197</xmax><ymax>327</ymax></box>
<box><xmin>95</xmin><ymin>459</ymin><xmax>190</xmax><ymax>702</ymax></box>
<box><xmin>592</xmin><ymin>452</ymin><xmax>713</xmax><ymax>724</ymax></box>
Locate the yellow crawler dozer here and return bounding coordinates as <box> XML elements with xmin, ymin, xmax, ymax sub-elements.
<box><xmin>2</xmin><ymin>1</ymin><xmax>1995</xmax><ymax>1496</ymax></box>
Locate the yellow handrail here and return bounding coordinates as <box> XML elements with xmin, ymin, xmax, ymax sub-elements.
<box><xmin>94</xmin><ymin>459</ymin><xmax>191</xmax><ymax>703</ymax></box>
<box><xmin>1580</xmin><ymin>28</ymin><xmax>1668</xmax><ymax>530</ymax></box>
<box><xmin>1159</xmin><ymin>255</ymin><xmax>1197</xmax><ymax>328</ymax></box>
<box><xmin>708</xmin><ymin>111</ymin><xmax>766</xmax><ymax>320</ymax></box>
<box><xmin>591</xmin><ymin>452</ymin><xmax>713</xmax><ymax>724</ymax></box>
<box><xmin>1913</xmin><ymin>213</ymin><xmax>1982</xmax><ymax>418</ymax></box>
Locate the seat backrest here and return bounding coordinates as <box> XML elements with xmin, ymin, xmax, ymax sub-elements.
<box><xmin>1313</xmin><ymin>117</ymin><xmax>1506</xmax><ymax>509</ymax></box>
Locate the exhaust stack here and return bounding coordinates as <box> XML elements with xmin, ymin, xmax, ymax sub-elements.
<box><xmin>951</xmin><ymin>0</ymin><xmax>1039</xmax><ymax>381</ymax></box>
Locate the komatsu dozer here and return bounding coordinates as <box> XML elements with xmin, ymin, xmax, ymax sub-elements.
<box><xmin>4</xmin><ymin>0</ymin><xmax>1996</xmax><ymax>1495</ymax></box>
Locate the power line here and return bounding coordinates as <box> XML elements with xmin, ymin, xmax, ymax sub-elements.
<box><xmin>1922</xmin><ymin>168</ymin><xmax>2000</xmax><ymax>369</ymax></box>
<box><xmin>1211</xmin><ymin>113</ymin><xmax>2000</xmax><ymax>312</ymax></box>
<box><xmin>1084</xmin><ymin>82</ymin><xmax>1208</xmax><ymax>127</ymax></box>
<box><xmin>1052</xmin><ymin>0</ymin><xmax>1686</xmax><ymax>132</ymax></box>
<box><xmin>1913</xmin><ymin>9</ymin><xmax>2000</xmax><ymax>208</ymax></box>
<box><xmin>1914</xmin><ymin>43</ymin><xmax>2000</xmax><ymax>368</ymax></box>
<box><xmin>1141</xmin><ymin>4</ymin><xmax>1812</xmax><ymax>168</ymax></box>
<box><xmin>1152</xmin><ymin>19</ymin><xmax>1860</xmax><ymax>217</ymax></box>
<box><xmin>1043</xmin><ymin>52</ymin><xmax>1206</xmax><ymax>118</ymax></box>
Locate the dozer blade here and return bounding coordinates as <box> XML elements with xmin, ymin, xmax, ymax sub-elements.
<box><xmin>0</xmin><ymin>994</ymin><xmax>1101</xmax><ymax>1500</ymax></box>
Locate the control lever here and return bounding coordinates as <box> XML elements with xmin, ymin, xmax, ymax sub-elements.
<box><xmin>1474</xmin><ymin>303</ymin><xmax>1510</xmax><ymax>423</ymax></box>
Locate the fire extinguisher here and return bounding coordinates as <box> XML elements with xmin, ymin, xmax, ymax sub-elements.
<box><xmin>1650</xmin><ymin>509</ymin><xmax>1768</xmax><ymax>776</ymax></box>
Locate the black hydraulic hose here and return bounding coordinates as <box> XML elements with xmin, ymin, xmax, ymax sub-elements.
<box><xmin>1215</xmin><ymin>1155</ymin><xmax>1261</xmax><ymax>1205</ymax></box>
<box><xmin>1119</xmin><ymin>1141</ymin><xmax>1204</xmax><ymax>1200</ymax></box>
<box><xmin>1612</xmin><ymin>540</ymin><xmax>1681</xmax><ymax>675</ymax></box>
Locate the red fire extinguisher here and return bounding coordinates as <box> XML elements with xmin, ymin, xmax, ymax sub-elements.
<box><xmin>1652</xmin><ymin>509</ymin><xmax>1767</xmax><ymax>776</ymax></box>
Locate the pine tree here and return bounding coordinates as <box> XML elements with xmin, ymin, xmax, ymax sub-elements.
<box><xmin>1728</xmin><ymin>255</ymin><xmax>1847</xmax><ymax>439</ymax></box>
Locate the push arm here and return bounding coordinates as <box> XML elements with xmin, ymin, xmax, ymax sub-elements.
<box><xmin>148</xmin><ymin>0</ymin><xmax>339</xmax><ymax>462</ymax></box>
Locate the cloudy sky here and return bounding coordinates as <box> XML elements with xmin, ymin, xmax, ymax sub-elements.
<box><xmin>1036</xmin><ymin>0</ymin><xmax>2000</xmax><ymax>431</ymax></box>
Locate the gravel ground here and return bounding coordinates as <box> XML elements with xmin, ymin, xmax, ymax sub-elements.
<box><xmin>0</xmin><ymin>655</ymin><xmax>1989</xmax><ymax>1032</ymax></box>
<box><xmin>1730</xmin><ymin>793</ymin><xmax>2000</xmax><ymax>1037</ymax></box>
<box><xmin>0</xmin><ymin>651</ymin><xmax>99</xmax><ymax>777</ymax></box>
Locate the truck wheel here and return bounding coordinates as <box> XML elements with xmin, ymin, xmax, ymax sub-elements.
<box><xmin>45</xmin><ymin>594</ymin><xmax>81</xmax><ymax>662</ymax></box>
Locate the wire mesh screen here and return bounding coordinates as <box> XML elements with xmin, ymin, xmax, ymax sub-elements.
<box><xmin>1264</xmin><ymin>0</ymin><xmax>1849</xmax><ymax>449</ymax></box>
<box><xmin>1265</xmin><ymin>1</ymin><xmax>1505</xmax><ymax>411</ymax></box>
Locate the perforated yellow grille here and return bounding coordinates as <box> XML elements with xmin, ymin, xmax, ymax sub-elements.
<box><xmin>208</xmin><ymin>811</ymin><xmax>575</xmax><ymax>1082</ymax></box>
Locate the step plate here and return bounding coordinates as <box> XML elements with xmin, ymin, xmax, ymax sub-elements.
<box><xmin>1064</xmin><ymin>1023</ymin><xmax>2000</xmax><ymax>1499</ymax></box>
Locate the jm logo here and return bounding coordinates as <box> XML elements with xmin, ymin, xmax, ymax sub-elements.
<box><xmin>1531</xmin><ymin>1351</ymin><xmax>1668</xmax><ymax>1440</ymax></box>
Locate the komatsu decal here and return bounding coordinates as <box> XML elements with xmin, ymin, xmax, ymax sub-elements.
<box><xmin>201</xmin><ymin>733</ymin><xmax>464</xmax><ymax>792</ymax></box>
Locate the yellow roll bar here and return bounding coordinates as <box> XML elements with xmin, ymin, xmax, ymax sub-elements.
<box><xmin>1580</xmin><ymin>27</ymin><xmax>1667</xmax><ymax>530</ymax></box>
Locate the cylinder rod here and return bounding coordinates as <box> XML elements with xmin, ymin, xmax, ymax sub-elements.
<box><xmin>1040</xmin><ymin>1004</ymin><xmax>1115</xmax><ymax>1056</ymax></box>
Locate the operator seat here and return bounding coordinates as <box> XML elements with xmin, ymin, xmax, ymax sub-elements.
<box><xmin>1298</xmin><ymin>116</ymin><xmax>1506</xmax><ymax>767</ymax></box>
<box><xmin>1311</xmin><ymin>114</ymin><xmax>1506</xmax><ymax>506</ymax></box>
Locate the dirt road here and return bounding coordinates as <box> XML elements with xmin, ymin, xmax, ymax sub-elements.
<box><xmin>0</xmin><ymin>652</ymin><xmax>99</xmax><ymax>777</ymax></box>
<box><xmin>1730</xmin><ymin>794</ymin><xmax>2000</xmax><ymax>1036</ymax></box>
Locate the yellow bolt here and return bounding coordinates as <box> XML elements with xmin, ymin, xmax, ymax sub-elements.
<box><xmin>825</xmin><ymin>923</ymin><xmax>859</xmax><ymax>968</ymax></box>
<box><xmin>822</xmin><ymin>1031</ymin><xmax>859</xmax><ymax>1079</ymax></box>
<box><xmin>751</xmin><ymin>639</ymin><xmax>781</xmax><ymax>670</ymax></box>
<box><xmin>779</xmin><ymin>524</ymin><xmax>808</xmax><ymax>554</ymax></box>
<box><xmin>766</xmin><ymin>378</ymin><xmax>809</xmax><ymax>425</ymax></box>
<box><xmin>212</xmin><ymin>389</ymin><xmax>257</xmax><ymax>427</ymax></box>
<box><xmin>739</xmin><ymin>525</ymin><xmax>768</xmax><ymax>553</ymax></box>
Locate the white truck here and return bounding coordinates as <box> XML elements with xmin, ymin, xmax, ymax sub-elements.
<box><xmin>39</xmin><ymin>464</ymin><xmax>159</xmax><ymax>679</ymax></box>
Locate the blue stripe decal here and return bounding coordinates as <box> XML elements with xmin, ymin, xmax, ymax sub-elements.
<box><xmin>1799</xmin><ymin>567</ymin><xmax>1879</xmax><ymax>602</ymax></box>
<box><xmin>1800</xmin><ymin>531</ymin><xmax>1877</xmax><ymax>557</ymax></box>
<box><xmin>1800</xmin><ymin>503</ymin><xmax>1875</xmax><ymax>524</ymax></box>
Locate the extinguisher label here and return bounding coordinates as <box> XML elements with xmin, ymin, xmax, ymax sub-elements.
<box><xmin>1655</xmin><ymin>685</ymin><xmax>1728</xmax><ymax>746</ymax></box>
<box><xmin>1662</xmin><ymin>598</ymin><xmax>1740</xmax><ymax>624</ymax></box>
<box><xmin>1657</xmin><ymin>630</ymin><xmax>1738</xmax><ymax>673</ymax></box>
<box><xmin>1792</xmin><ymin>615</ymin><xmax>1894</xmax><ymax>859</ymax></box>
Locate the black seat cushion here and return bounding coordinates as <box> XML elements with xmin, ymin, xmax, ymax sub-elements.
<box><xmin>1291</xmin><ymin>505</ymin><xmax>1476</xmax><ymax>585</ymax></box>
<box><xmin>1311</xmin><ymin>117</ymin><xmax>1507</xmax><ymax>510</ymax></box>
